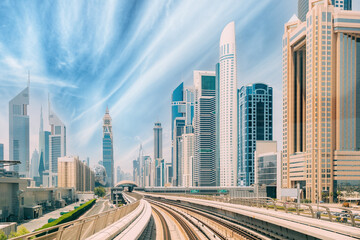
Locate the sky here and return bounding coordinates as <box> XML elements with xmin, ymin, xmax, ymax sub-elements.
<box><xmin>1</xmin><ymin>0</ymin><xmax>359</xmax><ymax>174</ymax></box>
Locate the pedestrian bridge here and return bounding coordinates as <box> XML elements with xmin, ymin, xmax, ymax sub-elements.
<box><xmin>115</xmin><ymin>180</ymin><xmax>138</xmax><ymax>192</ymax></box>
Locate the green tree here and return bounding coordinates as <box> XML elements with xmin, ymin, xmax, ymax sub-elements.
<box><xmin>8</xmin><ymin>225</ymin><xmax>30</xmax><ymax>238</ymax></box>
<box><xmin>0</xmin><ymin>230</ymin><xmax>7</xmax><ymax>240</ymax></box>
<box><xmin>94</xmin><ymin>187</ymin><xmax>106</xmax><ymax>197</ymax></box>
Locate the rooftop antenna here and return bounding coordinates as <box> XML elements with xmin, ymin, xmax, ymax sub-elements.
<box><xmin>48</xmin><ymin>93</ymin><xmax>51</xmax><ymax>120</ymax></box>
<box><xmin>27</xmin><ymin>70</ymin><xmax>30</xmax><ymax>88</ymax></box>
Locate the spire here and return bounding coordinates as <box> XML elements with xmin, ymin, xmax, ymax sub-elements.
<box><xmin>40</xmin><ymin>105</ymin><xmax>43</xmax><ymax>133</ymax></box>
<box><xmin>106</xmin><ymin>105</ymin><xmax>109</xmax><ymax>114</ymax></box>
<box><xmin>27</xmin><ymin>70</ymin><xmax>30</xmax><ymax>88</ymax></box>
<box><xmin>48</xmin><ymin>93</ymin><xmax>51</xmax><ymax>120</ymax></box>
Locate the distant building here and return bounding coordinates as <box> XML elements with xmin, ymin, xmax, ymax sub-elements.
<box><xmin>153</xmin><ymin>122</ymin><xmax>163</xmax><ymax>186</ymax></box>
<box><xmin>133</xmin><ymin>159</ymin><xmax>140</xmax><ymax>186</ymax></box>
<box><xmin>30</xmin><ymin>149</ymin><xmax>39</xmax><ymax>179</ymax></box>
<box><xmin>0</xmin><ymin>143</ymin><xmax>3</xmax><ymax>169</ymax></box>
<box><xmin>254</xmin><ymin>141</ymin><xmax>281</xmax><ymax>199</ymax></box>
<box><xmin>181</xmin><ymin>133</ymin><xmax>194</xmax><ymax>187</ymax></box>
<box><xmin>164</xmin><ymin>163</ymin><xmax>173</xmax><ymax>186</ymax></box>
<box><xmin>193</xmin><ymin>70</ymin><xmax>217</xmax><ymax>187</ymax></box>
<box><xmin>298</xmin><ymin>0</ymin><xmax>309</xmax><ymax>22</ymax></box>
<box><xmin>143</xmin><ymin>156</ymin><xmax>152</xmax><ymax>187</ymax></box>
<box><xmin>48</xmin><ymin>98</ymin><xmax>66</xmax><ymax>187</ymax></box>
<box><xmin>102</xmin><ymin>107</ymin><xmax>114</xmax><ymax>187</ymax></box>
<box><xmin>9</xmin><ymin>83</ymin><xmax>29</xmax><ymax>178</ymax></box>
<box><xmin>39</xmin><ymin>107</ymin><xmax>50</xmax><ymax>186</ymax></box>
<box><xmin>116</xmin><ymin>166</ymin><xmax>121</xmax><ymax>183</ymax></box>
<box><xmin>219</xmin><ymin>22</ymin><xmax>238</xmax><ymax>186</ymax></box>
<box><xmin>94</xmin><ymin>164</ymin><xmax>107</xmax><ymax>187</ymax></box>
<box><xmin>86</xmin><ymin>157</ymin><xmax>90</xmax><ymax>167</ymax></box>
<box><xmin>171</xmin><ymin>83</ymin><xmax>194</xmax><ymax>186</ymax></box>
<box><xmin>238</xmin><ymin>83</ymin><xmax>273</xmax><ymax>186</ymax></box>
<box><xmin>58</xmin><ymin>156</ymin><xmax>95</xmax><ymax>192</ymax></box>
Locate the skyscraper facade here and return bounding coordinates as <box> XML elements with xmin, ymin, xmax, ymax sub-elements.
<box><xmin>282</xmin><ymin>0</ymin><xmax>360</xmax><ymax>202</ymax></box>
<box><xmin>298</xmin><ymin>0</ymin><xmax>309</xmax><ymax>22</ymax></box>
<box><xmin>39</xmin><ymin>107</ymin><xmax>50</xmax><ymax>172</ymax></box>
<box><xmin>103</xmin><ymin>107</ymin><xmax>114</xmax><ymax>187</ymax></box>
<box><xmin>298</xmin><ymin>0</ymin><xmax>351</xmax><ymax>22</ymax></box>
<box><xmin>30</xmin><ymin>149</ymin><xmax>39</xmax><ymax>179</ymax></box>
<box><xmin>153</xmin><ymin>122</ymin><xmax>162</xmax><ymax>185</ymax></box>
<box><xmin>238</xmin><ymin>84</ymin><xmax>273</xmax><ymax>186</ymax></box>
<box><xmin>9</xmin><ymin>84</ymin><xmax>29</xmax><ymax>177</ymax></box>
<box><xmin>181</xmin><ymin>133</ymin><xmax>194</xmax><ymax>187</ymax></box>
<box><xmin>171</xmin><ymin>83</ymin><xmax>194</xmax><ymax>186</ymax></box>
<box><xmin>153</xmin><ymin>122</ymin><xmax>162</xmax><ymax>159</ymax></box>
<box><xmin>117</xmin><ymin>166</ymin><xmax>121</xmax><ymax>183</ymax></box>
<box><xmin>49</xmin><ymin>99</ymin><xmax>66</xmax><ymax>187</ymax></box>
<box><xmin>0</xmin><ymin>143</ymin><xmax>3</xmax><ymax>169</ymax></box>
<box><xmin>219</xmin><ymin>21</ymin><xmax>238</xmax><ymax>186</ymax></box>
<box><xmin>331</xmin><ymin>0</ymin><xmax>352</xmax><ymax>10</ymax></box>
<box><xmin>193</xmin><ymin>71</ymin><xmax>217</xmax><ymax>187</ymax></box>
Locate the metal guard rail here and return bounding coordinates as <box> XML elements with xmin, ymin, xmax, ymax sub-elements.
<box><xmin>11</xmin><ymin>199</ymin><xmax>141</xmax><ymax>240</ymax></box>
<box><xmin>229</xmin><ymin>197</ymin><xmax>357</xmax><ymax>227</ymax></box>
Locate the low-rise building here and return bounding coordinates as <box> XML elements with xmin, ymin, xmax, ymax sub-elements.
<box><xmin>58</xmin><ymin>156</ymin><xmax>95</xmax><ymax>192</ymax></box>
<box><xmin>254</xmin><ymin>141</ymin><xmax>281</xmax><ymax>199</ymax></box>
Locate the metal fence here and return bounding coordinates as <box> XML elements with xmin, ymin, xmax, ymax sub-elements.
<box><xmin>150</xmin><ymin>193</ymin><xmax>359</xmax><ymax>227</ymax></box>
<box><xmin>11</xmin><ymin>200</ymin><xmax>141</xmax><ymax>240</ymax></box>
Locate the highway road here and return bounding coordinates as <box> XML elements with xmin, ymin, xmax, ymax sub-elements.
<box><xmin>81</xmin><ymin>198</ymin><xmax>111</xmax><ymax>218</ymax></box>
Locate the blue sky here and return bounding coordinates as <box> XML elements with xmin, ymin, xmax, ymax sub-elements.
<box><xmin>1</xmin><ymin>1</ymin><xmax>358</xmax><ymax>173</ymax></box>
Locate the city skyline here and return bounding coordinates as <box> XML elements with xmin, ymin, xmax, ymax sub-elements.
<box><xmin>1</xmin><ymin>1</ymin><xmax>360</xmax><ymax>174</ymax></box>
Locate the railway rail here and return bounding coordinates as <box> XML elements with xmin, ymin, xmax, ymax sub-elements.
<box><xmin>149</xmin><ymin>200</ymin><xmax>200</xmax><ymax>240</ymax></box>
<box><xmin>151</xmin><ymin>205</ymin><xmax>171</xmax><ymax>240</ymax></box>
<box><xmin>147</xmin><ymin>197</ymin><xmax>266</xmax><ymax>240</ymax></box>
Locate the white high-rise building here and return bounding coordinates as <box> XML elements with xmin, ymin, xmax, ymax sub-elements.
<box><xmin>48</xmin><ymin>97</ymin><xmax>66</xmax><ymax>187</ymax></box>
<box><xmin>181</xmin><ymin>133</ymin><xmax>194</xmax><ymax>187</ymax></box>
<box><xmin>9</xmin><ymin>82</ymin><xmax>29</xmax><ymax>177</ymax></box>
<box><xmin>219</xmin><ymin>21</ymin><xmax>238</xmax><ymax>186</ymax></box>
<box><xmin>193</xmin><ymin>70</ymin><xmax>217</xmax><ymax>187</ymax></box>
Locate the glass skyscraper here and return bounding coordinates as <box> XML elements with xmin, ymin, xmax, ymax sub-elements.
<box><xmin>331</xmin><ymin>0</ymin><xmax>352</xmax><ymax>10</ymax></box>
<box><xmin>171</xmin><ymin>82</ymin><xmax>194</xmax><ymax>186</ymax></box>
<box><xmin>9</xmin><ymin>84</ymin><xmax>29</xmax><ymax>177</ymax></box>
<box><xmin>153</xmin><ymin>122</ymin><xmax>162</xmax><ymax>186</ymax></box>
<box><xmin>238</xmin><ymin>83</ymin><xmax>273</xmax><ymax>186</ymax></box>
<box><xmin>48</xmin><ymin>98</ymin><xmax>66</xmax><ymax>187</ymax></box>
<box><xmin>0</xmin><ymin>143</ymin><xmax>3</xmax><ymax>169</ymax></box>
<box><xmin>103</xmin><ymin>107</ymin><xmax>114</xmax><ymax>187</ymax></box>
<box><xmin>193</xmin><ymin>71</ymin><xmax>217</xmax><ymax>187</ymax></box>
<box><xmin>39</xmin><ymin>107</ymin><xmax>50</xmax><ymax>172</ymax></box>
<box><xmin>298</xmin><ymin>0</ymin><xmax>309</xmax><ymax>22</ymax></box>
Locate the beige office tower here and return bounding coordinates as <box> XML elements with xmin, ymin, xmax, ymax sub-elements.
<box><xmin>58</xmin><ymin>156</ymin><xmax>95</xmax><ymax>192</ymax></box>
<box><xmin>282</xmin><ymin>0</ymin><xmax>360</xmax><ymax>203</ymax></box>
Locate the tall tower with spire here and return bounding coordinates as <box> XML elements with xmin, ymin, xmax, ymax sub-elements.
<box><xmin>103</xmin><ymin>106</ymin><xmax>114</xmax><ymax>187</ymax></box>
<box><xmin>39</xmin><ymin>106</ymin><xmax>50</xmax><ymax>185</ymax></box>
<box><xmin>9</xmin><ymin>80</ymin><xmax>29</xmax><ymax>177</ymax></box>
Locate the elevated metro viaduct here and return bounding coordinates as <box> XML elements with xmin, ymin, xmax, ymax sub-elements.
<box><xmin>110</xmin><ymin>181</ymin><xmax>138</xmax><ymax>204</ymax></box>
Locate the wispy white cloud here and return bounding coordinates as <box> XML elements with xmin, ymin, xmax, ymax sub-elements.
<box><xmin>0</xmin><ymin>0</ymin><xmax>301</xmax><ymax>173</ymax></box>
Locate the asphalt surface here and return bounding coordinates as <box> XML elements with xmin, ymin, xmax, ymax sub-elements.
<box><xmin>81</xmin><ymin>199</ymin><xmax>111</xmax><ymax>218</ymax></box>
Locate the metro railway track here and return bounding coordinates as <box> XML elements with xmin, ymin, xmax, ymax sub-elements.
<box><xmin>147</xmin><ymin>197</ymin><xmax>268</xmax><ymax>240</ymax></box>
<box><xmin>151</xmin><ymin>205</ymin><xmax>171</xmax><ymax>240</ymax></box>
<box><xmin>149</xmin><ymin>200</ymin><xmax>200</xmax><ymax>240</ymax></box>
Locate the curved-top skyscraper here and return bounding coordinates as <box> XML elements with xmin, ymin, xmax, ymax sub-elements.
<box><xmin>219</xmin><ymin>21</ymin><xmax>238</xmax><ymax>186</ymax></box>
